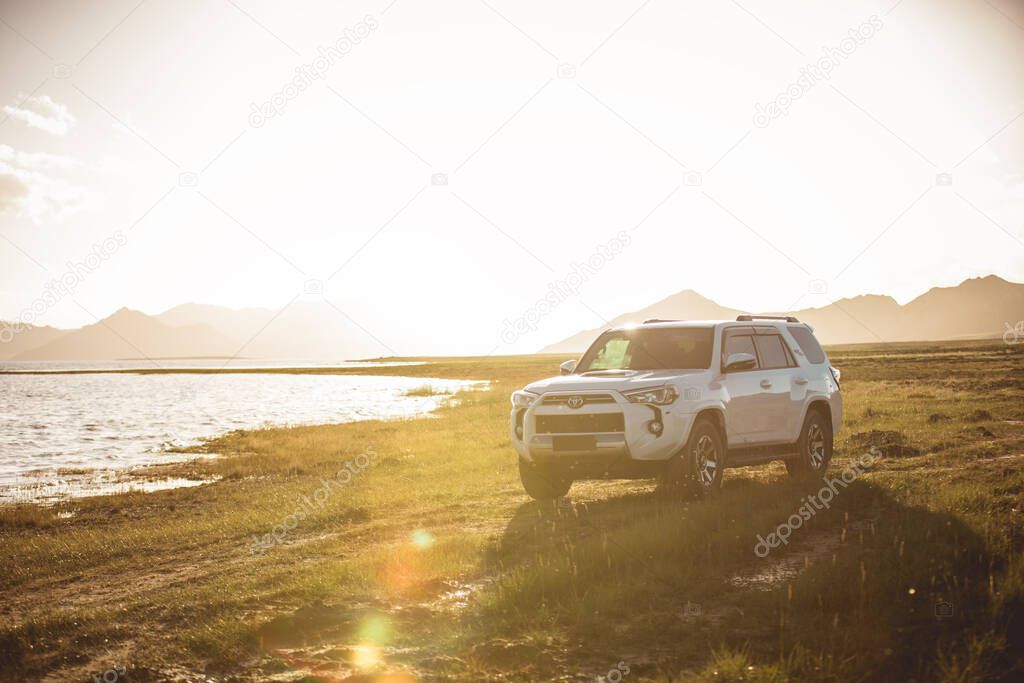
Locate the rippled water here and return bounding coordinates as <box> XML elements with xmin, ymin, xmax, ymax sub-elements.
<box><xmin>2</xmin><ymin>359</ymin><xmax>424</xmax><ymax>373</ymax></box>
<box><xmin>0</xmin><ymin>369</ymin><xmax>480</xmax><ymax>503</ymax></box>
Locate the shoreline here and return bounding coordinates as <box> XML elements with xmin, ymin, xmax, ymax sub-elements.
<box><xmin>0</xmin><ymin>361</ymin><xmax>427</xmax><ymax>376</ymax></box>
<box><xmin>0</xmin><ymin>369</ymin><xmax>488</xmax><ymax>506</ymax></box>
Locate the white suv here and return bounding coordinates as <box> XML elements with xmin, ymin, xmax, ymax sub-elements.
<box><xmin>510</xmin><ymin>316</ymin><xmax>842</xmax><ymax>499</ymax></box>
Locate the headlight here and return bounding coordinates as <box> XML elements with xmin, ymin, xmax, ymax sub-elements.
<box><xmin>511</xmin><ymin>390</ymin><xmax>540</xmax><ymax>408</ymax></box>
<box><xmin>622</xmin><ymin>385</ymin><xmax>679</xmax><ymax>405</ymax></box>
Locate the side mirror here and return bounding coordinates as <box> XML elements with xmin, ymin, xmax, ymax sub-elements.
<box><xmin>560</xmin><ymin>359</ymin><xmax>577</xmax><ymax>375</ymax></box>
<box><xmin>724</xmin><ymin>352</ymin><xmax>757</xmax><ymax>372</ymax></box>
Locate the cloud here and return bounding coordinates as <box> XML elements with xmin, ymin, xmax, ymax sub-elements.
<box><xmin>0</xmin><ymin>172</ymin><xmax>30</xmax><ymax>213</ymax></box>
<box><xmin>2</xmin><ymin>94</ymin><xmax>76</xmax><ymax>136</ymax></box>
<box><xmin>0</xmin><ymin>147</ymin><xmax>91</xmax><ymax>222</ymax></box>
<box><xmin>0</xmin><ymin>144</ymin><xmax>80</xmax><ymax>170</ymax></box>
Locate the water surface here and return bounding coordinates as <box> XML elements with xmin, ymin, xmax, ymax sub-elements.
<box><xmin>0</xmin><ymin>369</ymin><xmax>479</xmax><ymax>503</ymax></box>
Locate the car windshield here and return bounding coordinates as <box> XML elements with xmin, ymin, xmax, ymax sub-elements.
<box><xmin>576</xmin><ymin>327</ymin><xmax>714</xmax><ymax>372</ymax></box>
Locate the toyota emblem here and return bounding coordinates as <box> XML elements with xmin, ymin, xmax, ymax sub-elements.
<box><xmin>566</xmin><ymin>396</ymin><xmax>585</xmax><ymax>409</ymax></box>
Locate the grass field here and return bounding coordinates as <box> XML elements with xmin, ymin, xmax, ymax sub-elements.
<box><xmin>1</xmin><ymin>341</ymin><xmax>1023</xmax><ymax>682</ymax></box>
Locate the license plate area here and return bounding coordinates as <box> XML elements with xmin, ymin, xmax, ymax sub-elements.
<box><xmin>553</xmin><ymin>435</ymin><xmax>597</xmax><ymax>452</ymax></box>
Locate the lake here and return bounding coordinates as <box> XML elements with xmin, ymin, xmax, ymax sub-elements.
<box><xmin>0</xmin><ymin>363</ymin><xmax>481</xmax><ymax>504</ymax></box>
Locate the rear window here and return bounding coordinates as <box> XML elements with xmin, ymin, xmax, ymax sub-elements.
<box><xmin>754</xmin><ymin>334</ymin><xmax>794</xmax><ymax>369</ymax></box>
<box><xmin>788</xmin><ymin>326</ymin><xmax>826</xmax><ymax>364</ymax></box>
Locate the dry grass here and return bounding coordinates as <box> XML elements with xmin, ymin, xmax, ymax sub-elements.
<box><xmin>1</xmin><ymin>343</ymin><xmax>1022</xmax><ymax>681</ymax></box>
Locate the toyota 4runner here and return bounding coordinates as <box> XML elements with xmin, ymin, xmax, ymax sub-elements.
<box><xmin>510</xmin><ymin>316</ymin><xmax>842</xmax><ymax>499</ymax></box>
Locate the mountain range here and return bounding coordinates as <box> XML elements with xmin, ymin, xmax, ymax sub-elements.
<box><xmin>1</xmin><ymin>275</ymin><xmax>1021</xmax><ymax>361</ymax></box>
<box><xmin>0</xmin><ymin>301</ymin><xmax>392</xmax><ymax>362</ymax></box>
<box><xmin>540</xmin><ymin>275</ymin><xmax>1024</xmax><ymax>353</ymax></box>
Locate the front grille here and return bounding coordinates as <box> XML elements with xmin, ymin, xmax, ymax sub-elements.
<box><xmin>535</xmin><ymin>413</ymin><xmax>625</xmax><ymax>434</ymax></box>
<box><xmin>541</xmin><ymin>393</ymin><xmax>615</xmax><ymax>407</ymax></box>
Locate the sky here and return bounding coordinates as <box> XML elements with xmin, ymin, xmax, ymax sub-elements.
<box><xmin>0</xmin><ymin>0</ymin><xmax>1022</xmax><ymax>355</ymax></box>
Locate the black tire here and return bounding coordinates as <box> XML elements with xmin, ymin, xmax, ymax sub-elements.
<box><xmin>786</xmin><ymin>408</ymin><xmax>833</xmax><ymax>478</ymax></box>
<box><xmin>658</xmin><ymin>418</ymin><xmax>725</xmax><ymax>498</ymax></box>
<box><xmin>518</xmin><ymin>458</ymin><xmax>572</xmax><ymax>500</ymax></box>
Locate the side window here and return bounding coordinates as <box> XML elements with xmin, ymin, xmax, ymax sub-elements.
<box><xmin>721</xmin><ymin>332</ymin><xmax>759</xmax><ymax>370</ymax></box>
<box><xmin>788</xmin><ymin>326</ymin><xmax>826</xmax><ymax>364</ymax></box>
<box><xmin>589</xmin><ymin>338</ymin><xmax>631</xmax><ymax>370</ymax></box>
<box><xmin>753</xmin><ymin>334</ymin><xmax>793</xmax><ymax>369</ymax></box>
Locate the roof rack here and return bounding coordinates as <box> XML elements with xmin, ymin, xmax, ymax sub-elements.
<box><xmin>643</xmin><ymin>318</ymin><xmax>679</xmax><ymax>324</ymax></box>
<box><xmin>736</xmin><ymin>314</ymin><xmax>800</xmax><ymax>323</ymax></box>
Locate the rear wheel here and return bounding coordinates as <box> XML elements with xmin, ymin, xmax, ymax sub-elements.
<box><xmin>786</xmin><ymin>408</ymin><xmax>833</xmax><ymax>478</ymax></box>
<box><xmin>518</xmin><ymin>458</ymin><xmax>572</xmax><ymax>500</ymax></box>
<box><xmin>659</xmin><ymin>418</ymin><xmax>724</xmax><ymax>498</ymax></box>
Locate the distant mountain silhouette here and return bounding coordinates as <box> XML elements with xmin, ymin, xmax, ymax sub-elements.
<box><xmin>1</xmin><ymin>276</ymin><xmax>1020</xmax><ymax>361</ymax></box>
<box><xmin>157</xmin><ymin>301</ymin><xmax>390</xmax><ymax>360</ymax></box>
<box><xmin>1</xmin><ymin>301</ymin><xmax>392</xmax><ymax>361</ymax></box>
<box><xmin>540</xmin><ymin>275</ymin><xmax>1024</xmax><ymax>353</ymax></box>
<box><xmin>6</xmin><ymin>308</ymin><xmax>239</xmax><ymax>361</ymax></box>
<box><xmin>0</xmin><ymin>323</ymin><xmax>66</xmax><ymax>361</ymax></box>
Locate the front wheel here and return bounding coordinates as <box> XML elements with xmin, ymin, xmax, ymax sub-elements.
<box><xmin>786</xmin><ymin>409</ymin><xmax>833</xmax><ymax>478</ymax></box>
<box><xmin>518</xmin><ymin>458</ymin><xmax>572</xmax><ymax>500</ymax></box>
<box><xmin>658</xmin><ymin>418</ymin><xmax>725</xmax><ymax>498</ymax></box>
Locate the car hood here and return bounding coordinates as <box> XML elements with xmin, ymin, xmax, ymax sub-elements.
<box><xmin>523</xmin><ymin>369</ymin><xmax>707</xmax><ymax>395</ymax></box>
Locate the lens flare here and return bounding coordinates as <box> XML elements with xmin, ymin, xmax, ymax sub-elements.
<box><xmin>351</xmin><ymin>644</ymin><xmax>381</xmax><ymax>670</ymax></box>
<box><xmin>358</xmin><ymin>614</ymin><xmax>392</xmax><ymax>644</ymax></box>
<box><xmin>411</xmin><ymin>529</ymin><xmax>434</xmax><ymax>549</ymax></box>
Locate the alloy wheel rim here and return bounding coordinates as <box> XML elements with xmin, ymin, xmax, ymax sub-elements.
<box><xmin>694</xmin><ymin>434</ymin><xmax>718</xmax><ymax>487</ymax></box>
<box><xmin>808</xmin><ymin>423</ymin><xmax>826</xmax><ymax>469</ymax></box>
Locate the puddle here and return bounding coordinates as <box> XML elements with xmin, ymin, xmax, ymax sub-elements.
<box><xmin>0</xmin><ymin>469</ymin><xmax>221</xmax><ymax>505</ymax></box>
<box><xmin>422</xmin><ymin>579</ymin><xmax>490</xmax><ymax>611</ymax></box>
<box><xmin>729</xmin><ymin>519</ymin><xmax>872</xmax><ymax>591</ymax></box>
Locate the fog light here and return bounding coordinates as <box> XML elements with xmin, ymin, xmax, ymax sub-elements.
<box><xmin>647</xmin><ymin>420</ymin><xmax>663</xmax><ymax>435</ymax></box>
<box><xmin>515</xmin><ymin>425</ymin><xmax>524</xmax><ymax>438</ymax></box>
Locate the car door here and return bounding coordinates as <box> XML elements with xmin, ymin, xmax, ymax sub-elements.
<box><xmin>720</xmin><ymin>326</ymin><xmax>774</xmax><ymax>444</ymax></box>
<box><xmin>751</xmin><ymin>329</ymin><xmax>798</xmax><ymax>443</ymax></box>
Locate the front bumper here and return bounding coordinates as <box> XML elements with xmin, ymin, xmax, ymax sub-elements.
<box><xmin>510</xmin><ymin>390</ymin><xmax>694</xmax><ymax>467</ymax></box>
